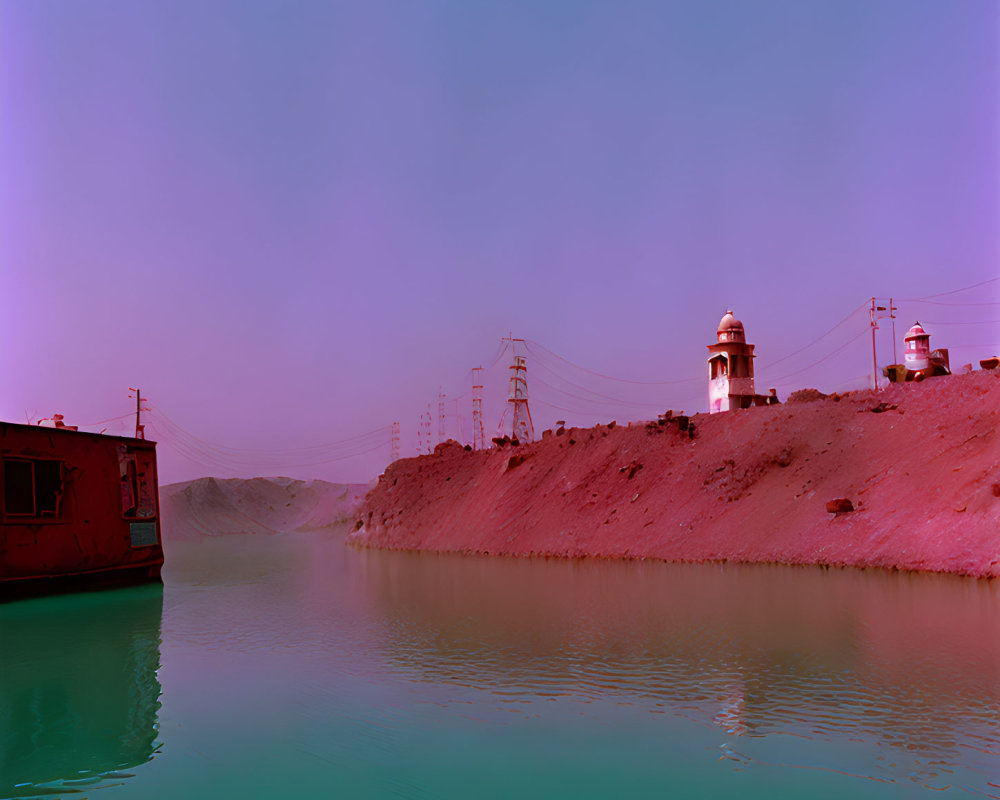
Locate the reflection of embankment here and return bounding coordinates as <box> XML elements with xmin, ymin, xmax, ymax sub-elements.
<box><xmin>357</xmin><ymin>549</ymin><xmax>1000</xmax><ymax>784</ymax></box>
<box><xmin>0</xmin><ymin>585</ymin><xmax>163</xmax><ymax>796</ymax></box>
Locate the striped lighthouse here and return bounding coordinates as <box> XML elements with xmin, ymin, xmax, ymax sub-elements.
<box><xmin>903</xmin><ymin>322</ymin><xmax>931</xmax><ymax>372</ymax></box>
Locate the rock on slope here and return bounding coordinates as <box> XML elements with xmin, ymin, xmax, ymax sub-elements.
<box><xmin>160</xmin><ymin>476</ymin><xmax>370</xmax><ymax>540</ymax></box>
<box><xmin>352</xmin><ymin>370</ymin><xmax>1000</xmax><ymax>577</ymax></box>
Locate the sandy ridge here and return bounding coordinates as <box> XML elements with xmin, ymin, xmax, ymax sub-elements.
<box><xmin>353</xmin><ymin>370</ymin><xmax>1000</xmax><ymax>577</ymax></box>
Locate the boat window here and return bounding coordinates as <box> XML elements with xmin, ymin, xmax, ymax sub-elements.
<box><xmin>119</xmin><ymin>447</ymin><xmax>157</xmax><ymax>519</ymax></box>
<box><xmin>3</xmin><ymin>458</ymin><xmax>64</xmax><ymax>518</ymax></box>
<box><xmin>35</xmin><ymin>461</ymin><xmax>63</xmax><ymax>515</ymax></box>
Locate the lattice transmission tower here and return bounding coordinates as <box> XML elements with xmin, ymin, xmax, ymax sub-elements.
<box><xmin>497</xmin><ymin>338</ymin><xmax>534</xmax><ymax>443</ymax></box>
<box><xmin>438</xmin><ymin>390</ymin><xmax>446</xmax><ymax>444</ymax></box>
<box><xmin>390</xmin><ymin>421</ymin><xmax>400</xmax><ymax>463</ymax></box>
<box><xmin>418</xmin><ymin>405</ymin><xmax>433</xmax><ymax>455</ymax></box>
<box><xmin>471</xmin><ymin>366</ymin><xmax>485</xmax><ymax>450</ymax></box>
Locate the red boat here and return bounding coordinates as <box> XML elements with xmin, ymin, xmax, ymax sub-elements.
<box><xmin>1</xmin><ymin>421</ymin><xmax>164</xmax><ymax>597</ymax></box>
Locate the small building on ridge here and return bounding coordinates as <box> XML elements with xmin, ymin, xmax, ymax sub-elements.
<box><xmin>884</xmin><ymin>321</ymin><xmax>951</xmax><ymax>382</ymax></box>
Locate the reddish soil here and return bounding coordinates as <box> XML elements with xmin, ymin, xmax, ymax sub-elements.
<box><xmin>352</xmin><ymin>370</ymin><xmax>1000</xmax><ymax>577</ymax></box>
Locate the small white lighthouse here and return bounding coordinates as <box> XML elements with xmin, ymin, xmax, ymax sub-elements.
<box><xmin>707</xmin><ymin>311</ymin><xmax>757</xmax><ymax>414</ymax></box>
<box><xmin>903</xmin><ymin>321</ymin><xmax>931</xmax><ymax>371</ymax></box>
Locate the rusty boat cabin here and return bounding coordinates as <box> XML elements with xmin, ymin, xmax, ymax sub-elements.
<box><xmin>1</xmin><ymin>421</ymin><xmax>163</xmax><ymax>598</ymax></box>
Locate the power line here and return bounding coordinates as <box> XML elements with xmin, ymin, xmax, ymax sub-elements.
<box><xmin>152</xmin><ymin>423</ymin><xmax>389</xmax><ymax>472</ymax></box>
<box><xmin>757</xmin><ymin>301</ymin><xmax>869</xmax><ymax>372</ymax></box>
<box><xmin>524</xmin><ymin>339</ymin><xmax>701</xmax><ymax>386</ymax></box>
<box><xmin>152</xmin><ymin>408</ymin><xmax>390</xmax><ymax>455</ymax></box>
<box><xmin>148</xmin><ymin>409</ymin><xmax>390</xmax><ymax>470</ymax></box>
<box><xmin>905</xmin><ymin>298</ymin><xmax>1000</xmax><ymax>307</ymax></box>
<box><xmin>762</xmin><ymin>328</ymin><xmax>871</xmax><ymax>386</ymax></box>
<box><xmin>78</xmin><ymin>411</ymin><xmax>136</xmax><ymax>428</ymax></box>
<box><xmin>906</xmin><ymin>276</ymin><xmax>999</xmax><ymax>301</ymax></box>
<box><xmin>919</xmin><ymin>318</ymin><xmax>1000</xmax><ymax>326</ymax></box>
<box><xmin>528</xmin><ymin>371</ymin><xmax>665</xmax><ymax>411</ymax></box>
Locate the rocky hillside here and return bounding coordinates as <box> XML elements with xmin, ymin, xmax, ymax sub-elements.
<box><xmin>160</xmin><ymin>476</ymin><xmax>369</xmax><ymax>540</ymax></box>
<box><xmin>352</xmin><ymin>370</ymin><xmax>1000</xmax><ymax>577</ymax></box>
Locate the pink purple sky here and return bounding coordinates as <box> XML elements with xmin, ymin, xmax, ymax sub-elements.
<box><xmin>2</xmin><ymin>0</ymin><xmax>997</xmax><ymax>485</ymax></box>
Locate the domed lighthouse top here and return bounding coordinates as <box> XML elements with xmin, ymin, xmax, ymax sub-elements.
<box><xmin>904</xmin><ymin>321</ymin><xmax>928</xmax><ymax>342</ymax></box>
<box><xmin>903</xmin><ymin>321</ymin><xmax>932</xmax><ymax>371</ymax></box>
<box><xmin>717</xmin><ymin>310</ymin><xmax>746</xmax><ymax>344</ymax></box>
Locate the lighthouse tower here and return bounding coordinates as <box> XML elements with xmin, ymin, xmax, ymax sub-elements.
<box><xmin>903</xmin><ymin>322</ymin><xmax>931</xmax><ymax>371</ymax></box>
<box><xmin>707</xmin><ymin>311</ymin><xmax>756</xmax><ymax>414</ymax></box>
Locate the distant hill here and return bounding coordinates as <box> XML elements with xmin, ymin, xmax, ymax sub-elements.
<box><xmin>159</xmin><ymin>476</ymin><xmax>370</xmax><ymax>541</ymax></box>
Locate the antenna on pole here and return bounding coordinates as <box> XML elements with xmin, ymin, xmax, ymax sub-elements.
<box><xmin>471</xmin><ymin>366</ymin><xmax>485</xmax><ymax>450</ymax></box>
<box><xmin>128</xmin><ymin>387</ymin><xmax>146</xmax><ymax>439</ymax></box>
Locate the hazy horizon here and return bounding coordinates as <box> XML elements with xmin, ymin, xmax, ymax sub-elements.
<box><xmin>2</xmin><ymin>0</ymin><xmax>997</xmax><ymax>485</ymax></box>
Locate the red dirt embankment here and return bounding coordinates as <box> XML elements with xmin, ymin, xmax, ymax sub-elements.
<box><xmin>352</xmin><ymin>370</ymin><xmax>1000</xmax><ymax>577</ymax></box>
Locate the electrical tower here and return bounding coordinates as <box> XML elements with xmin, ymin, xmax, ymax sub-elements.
<box><xmin>418</xmin><ymin>405</ymin><xmax>433</xmax><ymax>455</ymax></box>
<box><xmin>438</xmin><ymin>390</ymin><xmax>446</xmax><ymax>444</ymax></box>
<box><xmin>452</xmin><ymin>398</ymin><xmax>464</xmax><ymax>446</ymax></box>
<box><xmin>471</xmin><ymin>366</ymin><xmax>485</xmax><ymax>450</ymax></box>
<box><xmin>391</xmin><ymin>421</ymin><xmax>400</xmax><ymax>463</ymax></box>
<box><xmin>497</xmin><ymin>338</ymin><xmax>534</xmax><ymax>443</ymax></box>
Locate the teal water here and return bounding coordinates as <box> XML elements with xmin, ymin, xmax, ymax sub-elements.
<box><xmin>2</xmin><ymin>531</ymin><xmax>998</xmax><ymax>798</ymax></box>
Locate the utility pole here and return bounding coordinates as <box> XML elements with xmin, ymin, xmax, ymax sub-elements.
<box><xmin>869</xmin><ymin>299</ymin><xmax>880</xmax><ymax>390</ymax></box>
<box><xmin>889</xmin><ymin>297</ymin><xmax>898</xmax><ymax>366</ymax></box>
<box><xmin>870</xmin><ymin>298</ymin><xmax>899</xmax><ymax>389</ymax></box>
<box><xmin>471</xmin><ymin>366</ymin><xmax>485</xmax><ymax>450</ymax></box>
<box><xmin>128</xmin><ymin>387</ymin><xmax>146</xmax><ymax>439</ymax></box>
<box><xmin>391</xmin><ymin>421</ymin><xmax>400</xmax><ymax>463</ymax></box>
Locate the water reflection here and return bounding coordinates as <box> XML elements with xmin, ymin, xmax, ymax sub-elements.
<box><xmin>356</xmin><ymin>550</ymin><xmax>1000</xmax><ymax>790</ymax></box>
<box><xmin>0</xmin><ymin>585</ymin><xmax>163</xmax><ymax>798</ymax></box>
<box><xmin>13</xmin><ymin>534</ymin><xmax>991</xmax><ymax>798</ymax></box>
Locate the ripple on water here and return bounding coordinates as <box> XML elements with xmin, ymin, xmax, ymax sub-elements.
<box><xmin>4</xmin><ymin>535</ymin><xmax>999</xmax><ymax>799</ymax></box>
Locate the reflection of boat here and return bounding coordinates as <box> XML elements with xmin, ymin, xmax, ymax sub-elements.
<box><xmin>1</xmin><ymin>422</ymin><xmax>164</xmax><ymax>596</ymax></box>
<box><xmin>0</xmin><ymin>584</ymin><xmax>163</xmax><ymax>794</ymax></box>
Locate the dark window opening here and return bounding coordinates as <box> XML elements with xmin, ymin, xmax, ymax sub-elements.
<box><xmin>4</xmin><ymin>460</ymin><xmax>35</xmax><ymax>515</ymax></box>
<box><xmin>35</xmin><ymin>461</ymin><xmax>62</xmax><ymax>515</ymax></box>
<box><xmin>119</xmin><ymin>448</ymin><xmax>157</xmax><ymax>519</ymax></box>
<box><xmin>4</xmin><ymin>458</ymin><xmax>64</xmax><ymax>517</ymax></box>
<box><xmin>121</xmin><ymin>457</ymin><xmax>138</xmax><ymax>517</ymax></box>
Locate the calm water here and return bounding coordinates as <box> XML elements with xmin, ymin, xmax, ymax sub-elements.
<box><xmin>2</xmin><ymin>530</ymin><xmax>998</xmax><ymax>799</ymax></box>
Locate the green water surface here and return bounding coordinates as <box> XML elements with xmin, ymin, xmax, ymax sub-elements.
<box><xmin>1</xmin><ymin>531</ymin><xmax>997</xmax><ymax>798</ymax></box>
